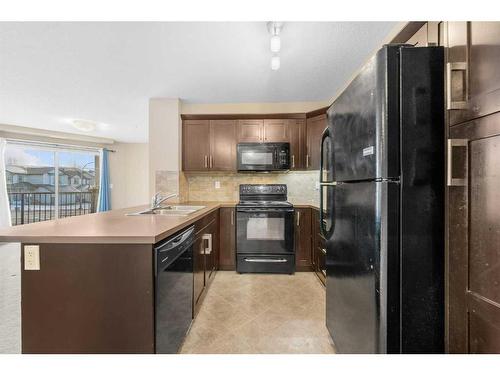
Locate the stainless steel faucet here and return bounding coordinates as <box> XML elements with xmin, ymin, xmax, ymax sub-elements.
<box><xmin>151</xmin><ymin>192</ymin><xmax>178</xmax><ymax>210</ymax></box>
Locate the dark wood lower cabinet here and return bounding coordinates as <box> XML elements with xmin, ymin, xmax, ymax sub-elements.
<box><xmin>205</xmin><ymin>215</ymin><xmax>219</xmax><ymax>286</ymax></box>
<box><xmin>193</xmin><ymin>210</ymin><xmax>219</xmax><ymax>316</ymax></box>
<box><xmin>312</xmin><ymin>208</ymin><xmax>326</xmax><ymax>286</ymax></box>
<box><xmin>193</xmin><ymin>235</ymin><xmax>205</xmax><ymax>309</ymax></box>
<box><xmin>295</xmin><ymin>208</ymin><xmax>312</xmax><ymax>271</ymax></box>
<box><xmin>219</xmin><ymin>207</ymin><xmax>236</xmax><ymax>270</ymax></box>
<box><xmin>448</xmin><ymin>112</ymin><xmax>500</xmax><ymax>353</ymax></box>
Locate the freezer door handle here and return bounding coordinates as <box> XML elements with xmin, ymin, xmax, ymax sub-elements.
<box><xmin>320</xmin><ymin>127</ymin><xmax>333</xmax><ymax>183</ymax></box>
<box><xmin>447</xmin><ymin>139</ymin><xmax>468</xmax><ymax>187</ymax></box>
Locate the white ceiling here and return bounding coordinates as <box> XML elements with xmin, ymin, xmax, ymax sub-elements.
<box><xmin>0</xmin><ymin>22</ymin><xmax>397</xmax><ymax>142</ymax></box>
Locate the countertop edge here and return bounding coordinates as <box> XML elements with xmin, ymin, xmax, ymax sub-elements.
<box><xmin>0</xmin><ymin>201</ymin><xmax>319</xmax><ymax>244</ymax></box>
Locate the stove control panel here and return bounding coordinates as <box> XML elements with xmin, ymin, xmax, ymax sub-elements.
<box><xmin>239</xmin><ymin>184</ymin><xmax>287</xmax><ymax>196</ymax></box>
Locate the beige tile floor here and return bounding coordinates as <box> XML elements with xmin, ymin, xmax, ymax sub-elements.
<box><xmin>180</xmin><ymin>271</ymin><xmax>336</xmax><ymax>354</ymax></box>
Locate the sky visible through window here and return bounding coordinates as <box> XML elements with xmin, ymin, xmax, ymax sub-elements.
<box><xmin>5</xmin><ymin>145</ymin><xmax>97</xmax><ymax>169</ymax></box>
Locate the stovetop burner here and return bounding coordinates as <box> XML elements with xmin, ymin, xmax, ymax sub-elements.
<box><xmin>237</xmin><ymin>184</ymin><xmax>293</xmax><ymax>208</ymax></box>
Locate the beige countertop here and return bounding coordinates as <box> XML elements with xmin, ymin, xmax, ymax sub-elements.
<box><xmin>0</xmin><ymin>201</ymin><xmax>237</xmax><ymax>245</ymax></box>
<box><xmin>0</xmin><ymin>200</ymin><xmax>318</xmax><ymax>244</ymax></box>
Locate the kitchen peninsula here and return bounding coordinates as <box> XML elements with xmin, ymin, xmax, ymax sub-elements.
<box><xmin>0</xmin><ymin>202</ymin><xmax>233</xmax><ymax>353</ymax></box>
<box><xmin>0</xmin><ymin>201</ymin><xmax>322</xmax><ymax>353</ymax></box>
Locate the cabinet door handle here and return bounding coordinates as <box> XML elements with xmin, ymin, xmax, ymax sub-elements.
<box><xmin>204</xmin><ymin>155</ymin><xmax>208</xmax><ymax>168</ymax></box>
<box><xmin>291</xmin><ymin>155</ymin><xmax>295</xmax><ymax>168</ymax></box>
<box><xmin>202</xmin><ymin>234</ymin><xmax>212</xmax><ymax>254</ymax></box>
<box><xmin>231</xmin><ymin>210</ymin><xmax>234</xmax><ymax>225</ymax></box>
<box><xmin>306</xmin><ymin>155</ymin><xmax>310</xmax><ymax>168</ymax></box>
<box><xmin>209</xmin><ymin>155</ymin><xmax>213</xmax><ymax>168</ymax></box>
<box><xmin>320</xmin><ymin>248</ymin><xmax>326</xmax><ymax>255</ymax></box>
<box><xmin>297</xmin><ymin>211</ymin><xmax>300</xmax><ymax>226</ymax></box>
<box><xmin>446</xmin><ymin>62</ymin><xmax>468</xmax><ymax>110</ymax></box>
<box><xmin>447</xmin><ymin>139</ymin><xmax>468</xmax><ymax>187</ymax></box>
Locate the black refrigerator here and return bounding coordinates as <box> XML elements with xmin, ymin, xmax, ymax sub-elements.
<box><xmin>320</xmin><ymin>45</ymin><xmax>445</xmax><ymax>353</ymax></box>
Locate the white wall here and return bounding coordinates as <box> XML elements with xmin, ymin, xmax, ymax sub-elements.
<box><xmin>180</xmin><ymin>101</ymin><xmax>330</xmax><ymax>115</ymax></box>
<box><xmin>149</xmin><ymin>98</ymin><xmax>181</xmax><ymax>197</ymax></box>
<box><xmin>0</xmin><ymin>242</ymin><xmax>21</xmax><ymax>353</ymax></box>
<box><xmin>108</xmin><ymin>142</ymin><xmax>149</xmax><ymax>209</ymax></box>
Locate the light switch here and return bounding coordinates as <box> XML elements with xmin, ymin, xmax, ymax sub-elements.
<box><xmin>315</xmin><ymin>181</ymin><xmax>320</xmax><ymax>190</ymax></box>
<box><xmin>214</xmin><ymin>181</ymin><xmax>220</xmax><ymax>189</ymax></box>
<box><xmin>24</xmin><ymin>245</ymin><xmax>40</xmax><ymax>270</ymax></box>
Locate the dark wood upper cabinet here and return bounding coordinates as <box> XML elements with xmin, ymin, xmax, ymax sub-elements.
<box><xmin>219</xmin><ymin>207</ymin><xmax>236</xmax><ymax>270</ymax></box>
<box><xmin>237</xmin><ymin>119</ymin><xmax>263</xmax><ymax>142</ymax></box>
<box><xmin>183</xmin><ymin>119</ymin><xmax>237</xmax><ymax>171</ymax></box>
<box><xmin>263</xmin><ymin>119</ymin><xmax>288</xmax><ymax>142</ymax></box>
<box><xmin>182</xmin><ymin>120</ymin><xmax>210</xmax><ymax>171</ymax></box>
<box><xmin>295</xmin><ymin>207</ymin><xmax>312</xmax><ymax>271</ymax></box>
<box><xmin>288</xmin><ymin>119</ymin><xmax>305</xmax><ymax>170</ymax></box>
<box><xmin>237</xmin><ymin>119</ymin><xmax>288</xmax><ymax>143</ymax></box>
<box><xmin>183</xmin><ymin>112</ymin><xmax>324</xmax><ymax>171</ymax></box>
<box><xmin>210</xmin><ymin>120</ymin><xmax>236</xmax><ymax>170</ymax></box>
<box><xmin>306</xmin><ymin>114</ymin><xmax>327</xmax><ymax>170</ymax></box>
<box><xmin>447</xmin><ymin>22</ymin><xmax>500</xmax><ymax>126</ymax></box>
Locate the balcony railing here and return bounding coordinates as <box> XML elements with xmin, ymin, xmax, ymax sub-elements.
<box><xmin>8</xmin><ymin>191</ymin><xmax>98</xmax><ymax>226</ymax></box>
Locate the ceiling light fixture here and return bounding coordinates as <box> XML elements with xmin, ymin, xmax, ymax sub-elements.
<box><xmin>71</xmin><ymin>119</ymin><xmax>98</xmax><ymax>132</ymax></box>
<box><xmin>270</xmin><ymin>35</ymin><xmax>281</xmax><ymax>53</ymax></box>
<box><xmin>267</xmin><ymin>22</ymin><xmax>284</xmax><ymax>70</ymax></box>
<box><xmin>271</xmin><ymin>56</ymin><xmax>281</xmax><ymax>71</ymax></box>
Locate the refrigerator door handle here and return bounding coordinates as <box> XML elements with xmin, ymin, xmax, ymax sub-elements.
<box><xmin>319</xmin><ymin>184</ymin><xmax>335</xmax><ymax>239</ymax></box>
<box><xmin>320</xmin><ymin>127</ymin><xmax>333</xmax><ymax>183</ymax></box>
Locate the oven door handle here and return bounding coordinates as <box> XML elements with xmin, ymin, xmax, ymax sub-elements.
<box><xmin>244</xmin><ymin>258</ymin><xmax>288</xmax><ymax>263</ymax></box>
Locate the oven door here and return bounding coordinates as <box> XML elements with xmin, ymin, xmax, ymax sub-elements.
<box><xmin>236</xmin><ymin>207</ymin><xmax>294</xmax><ymax>254</ymax></box>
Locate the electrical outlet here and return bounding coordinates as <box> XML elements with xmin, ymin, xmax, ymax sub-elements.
<box><xmin>214</xmin><ymin>181</ymin><xmax>220</xmax><ymax>189</ymax></box>
<box><xmin>24</xmin><ymin>245</ymin><xmax>40</xmax><ymax>270</ymax></box>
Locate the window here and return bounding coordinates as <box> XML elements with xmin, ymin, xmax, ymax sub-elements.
<box><xmin>4</xmin><ymin>141</ymin><xmax>100</xmax><ymax>225</ymax></box>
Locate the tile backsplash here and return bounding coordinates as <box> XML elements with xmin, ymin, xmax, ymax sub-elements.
<box><xmin>182</xmin><ymin>171</ymin><xmax>319</xmax><ymax>204</ymax></box>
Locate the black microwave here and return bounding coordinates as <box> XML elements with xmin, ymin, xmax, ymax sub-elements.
<box><xmin>237</xmin><ymin>142</ymin><xmax>290</xmax><ymax>171</ymax></box>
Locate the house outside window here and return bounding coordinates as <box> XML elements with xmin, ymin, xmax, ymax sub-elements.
<box><xmin>4</xmin><ymin>141</ymin><xmax>100</xmax><ymax>225</ymax></box>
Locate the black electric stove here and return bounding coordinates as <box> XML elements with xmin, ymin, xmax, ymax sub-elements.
<box><xmin>236</xmin><ymin>184</ymin><xmax>295</xmax><ymax>274</ymax></box>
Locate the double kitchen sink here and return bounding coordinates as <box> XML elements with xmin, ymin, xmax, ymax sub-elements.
<box><xmin>127</xmin><ymin>205</ymin><xmax>206</xmax><ymax>217</ymax></box>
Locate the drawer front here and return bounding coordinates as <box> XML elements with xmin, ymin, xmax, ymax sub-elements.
<box><xmin>237</xmin><ymin>254</ymin><xmax>295</xmax><ymax>274</ymax></box>
<box><xmin>316</xmin><ymin>246</ymin><xmax>326</xmax><ymax>285</ymax></box>
<box><xmin>194</xmin><ymin>210</ymin><xmax>218</xmax><ymax>234</ymax></box>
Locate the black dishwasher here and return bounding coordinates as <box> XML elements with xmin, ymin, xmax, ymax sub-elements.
<box><xmin>155</xmin><ymin>225</ymin><xmax>194</xmax><ymax>354</ymax></box>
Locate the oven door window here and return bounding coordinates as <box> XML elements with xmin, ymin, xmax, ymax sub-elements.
<box><xmin>237</xmin><ymin>210</ymin><xmax>294</xmax><ymax>254</ymax></box>
<box><xmin>241</xmin><ymin>151</ymin><xmax>274</xmax><ymax>166</ymax></box>
<box><xmin>247</xmin><ymin>217</ymin><xmax>284</xmax><ymax>240</ymax></box>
